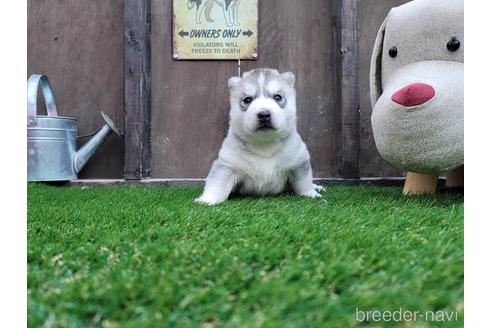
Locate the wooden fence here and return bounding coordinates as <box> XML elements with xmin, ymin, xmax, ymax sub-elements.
<box><xmin>28</xmin><ymin>0</ymin><xmax>410</xmax><ymax>181</ymax></box>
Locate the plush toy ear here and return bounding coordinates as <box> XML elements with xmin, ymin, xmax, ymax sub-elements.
<box><xmin>280</xmin><ymin>72</ymin><xmax>295</xmax><ymax>87</ymax></box>
<box><xmin>228</xmin><ymin>76</ymin><xmax>241</xmax><ymax>91</ymax></box>
<box><xmin>370</xmin><ymin>16</ymin><xmax>388</xmax><ymax>108</ymax></box>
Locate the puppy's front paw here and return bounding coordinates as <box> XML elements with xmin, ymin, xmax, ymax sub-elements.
<box><xmin>299</xmin><ymin>189</ymin><xmax>322</xmax><ymax>198</ymax></box>
<box><xmin>195</xmin><ymin>195</ymin><xmax>226</xmax><ymax>205</ymax></box>
<box><xmin>313</xmin><ymin>184</ymin><xmax>326</xmax><ymax>192</ymax></box>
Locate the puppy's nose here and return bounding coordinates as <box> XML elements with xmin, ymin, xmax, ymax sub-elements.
<box><xmin>391</xmin><ymin>83</ymin><xmax>435</xmax><ymax>107</ymax></box>
<box><xmin>257</xmin><ymin>110</ymin><xmax>271</xmax><ymax>122</ymax></box>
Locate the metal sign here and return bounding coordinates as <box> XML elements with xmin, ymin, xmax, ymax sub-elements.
<box><xmin>173</xmin><ymin>0</ymin><xmax>258</xmax><ymax>60</ymax></box>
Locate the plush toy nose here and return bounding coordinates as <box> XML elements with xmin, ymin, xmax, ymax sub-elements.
<box><xmin>391</xmin><ymin>83</ymin><xmax>435</xmax><ymax>107</ymax></box>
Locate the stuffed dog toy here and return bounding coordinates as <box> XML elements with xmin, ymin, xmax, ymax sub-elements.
<box><xmin>370</xmin><ymin>0</ymin><xmax>464</xmax><ymax>194</ymax></box>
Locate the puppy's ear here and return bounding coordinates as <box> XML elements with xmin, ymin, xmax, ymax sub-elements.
<box><xmin>228</xmin><ymin>76</ymin><xmax>241</xmax><ymax>91</ymax></box>
<box><xmin>280</xmin><ymin>72</ymin><xmax>295</xmax><ymax>87</ymax></box>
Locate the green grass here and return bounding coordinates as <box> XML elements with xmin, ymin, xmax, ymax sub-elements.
<box><xmin>27</xmin><ymin>183</ymin><xmax>463</xmax><ymax>327</ymax></box>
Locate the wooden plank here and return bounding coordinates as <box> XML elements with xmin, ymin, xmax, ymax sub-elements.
<box><xmin>339</xmin><ymin>0</ymin><xmax>360</xmax><ymax>179</ymax></box>
<box><xmin>27</xmin><ymin>0</ymin><xmax>124</xmax><ymax>179</ymax></box>
<box><xmin>67</xmin><ymin>177</ymin><xmax>412</xmax><ymax>187</ymax></box>
<box><xmin>151</xmin><ymin>0</ymin><xmax>338</xmax><ymax>179</ymax></box>
<box><xmin>124</xmin><ymin>0</ymin><xmax>151</xmax><ymax>179</ymax></box>
<box><xmin>151</xmin><ymin>0</ymin><xmax>241</xmax><ymax>178</ymax></box>
<box><xmin>242</xmin><ymin>0</ymin><xmax>338</xmax><ymax>178</ymax></box>
<box><xmin>358</xmin><ymin>0</ymin><xmax>409</xmax><ymax>177</ymax></box>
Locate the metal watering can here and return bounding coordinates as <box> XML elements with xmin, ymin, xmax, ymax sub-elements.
<box><xmin>27</xmin><ymin>74</ymin><xmax>123</xmax><ymax>181</ymax></box>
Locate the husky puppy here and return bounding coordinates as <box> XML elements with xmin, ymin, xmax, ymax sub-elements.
<box><xmin>196</xmin><ymin>68</ymin><xmax>324</xmax><ymax>205</ymax></box>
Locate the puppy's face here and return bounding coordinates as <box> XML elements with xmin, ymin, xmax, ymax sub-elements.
<box><xmin>228</xmin><ymin>69</ymin><xmax>297</xmax><ymax>140</ymax></box>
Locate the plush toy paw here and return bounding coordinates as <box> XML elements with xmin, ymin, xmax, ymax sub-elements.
<box><xmin>313</xmin><ymin>184</ymin><xmax>326</xmax><ymax>192</ymax></box>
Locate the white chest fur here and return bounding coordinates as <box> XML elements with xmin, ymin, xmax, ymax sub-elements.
<box><xmin>219</xmin><ymin>133</ymin><xmax>307</xmax><ymax>196</ymax></box>
<box><xmin>236</xmin><ymin>154</ymin><xmax>290</xmax><ymax>195</ymax></box>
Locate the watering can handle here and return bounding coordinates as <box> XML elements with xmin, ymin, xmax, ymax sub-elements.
<box><xmin>27</xmin><ymin>74</ymin><xmax>58</xmax><ymax>126</ymax></box>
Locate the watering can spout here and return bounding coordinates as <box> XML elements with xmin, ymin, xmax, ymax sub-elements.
<box><xmin>73</xmin><ymin>111</ymin><xmax>123</xmax><ymax>174</ymax></box>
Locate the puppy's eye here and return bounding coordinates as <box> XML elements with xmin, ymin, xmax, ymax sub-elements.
<box><xmin>273</xmin><ymin>94</ymin><xmax>283</xmax><ymax>102</ymax></box>
<box><xmin>242</xmin><ymin>96</ymin><xmax>253</xmax><ymax>104</ymax></box>
<box><xmin>389</xmin><ymin>46</ymin><xmax>398</xmax><ymax>58</ymax></box>
<box><xmin>447</xmin><ymin>37</ymin><xmax>460</xmax><ymax>52</ymax></box>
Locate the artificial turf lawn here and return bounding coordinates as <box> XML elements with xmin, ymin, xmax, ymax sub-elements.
<box><xmin>27</xmin><ymin>183</ymin><xmax>464</xmax><ymax>327</ymax></box>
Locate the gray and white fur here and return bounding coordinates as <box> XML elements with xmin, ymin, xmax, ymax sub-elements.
<box><xmin>196</xmin><ymin>68</ymin><xmax>324</xmax><ymax>205</ymax></box>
